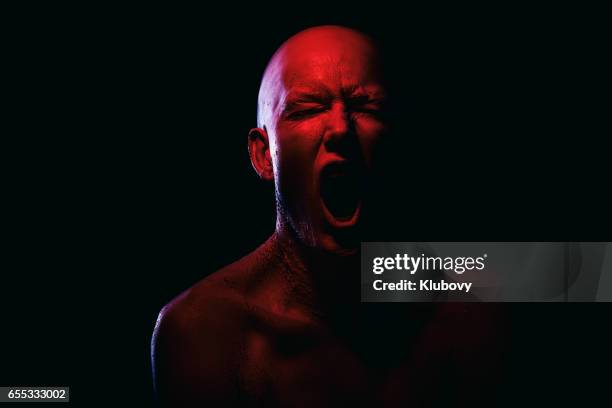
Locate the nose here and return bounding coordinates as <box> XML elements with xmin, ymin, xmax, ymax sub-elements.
<box><xmin>323</xmin><ymin>101</ymin><xmax>353</xmax><ymax>152</ymax></box>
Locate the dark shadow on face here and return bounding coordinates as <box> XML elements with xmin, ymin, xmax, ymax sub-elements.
<box><xmin>256</xmin><ymin>26</ymin><xmax>392</xmax><ymax>255</ymax></box>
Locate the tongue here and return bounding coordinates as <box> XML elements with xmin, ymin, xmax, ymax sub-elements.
<box><xmin>321</xmin><ymin>173</ymin><xmax>361</xmax><ymax>220</ymax></box>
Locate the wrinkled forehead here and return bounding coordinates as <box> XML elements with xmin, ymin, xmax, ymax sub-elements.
<box><xmin>276</xmin><ymin>33</ymin><xmax>384</xmax><ymax>92</ymax></box>
<box><xmin>257</xmin><ymin>28</ymin><xmax>387</xmax><ymax>126</ymax></box>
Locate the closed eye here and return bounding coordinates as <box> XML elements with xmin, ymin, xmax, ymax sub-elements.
<box><xmin>353</xmin><ymin>104</ymin><xmax>381</xmax><ymax>114</ymax></box>
<box><xmin>283</xmin><ymin>104</ymin><xmax>328</xmax><ymax>120</ymax></box>
<box><xmin>347</xmin><ymin>97</ymin><xmax>385</xmax><ymax>116</ymax></box>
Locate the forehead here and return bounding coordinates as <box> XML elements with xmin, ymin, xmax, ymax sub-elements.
<box><xmin>277</xmin><ymin>31</ymin><xmax>384</xmax><ymax>93</ymax></box>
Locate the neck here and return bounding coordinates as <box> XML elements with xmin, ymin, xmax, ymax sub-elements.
<box><xmin>269</xmin><ymin>221</ymin><xmax>361</xmax><ymax>322</ymax></box>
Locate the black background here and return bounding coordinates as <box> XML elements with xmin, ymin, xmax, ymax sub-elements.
<box><xmin>2</xmin><ymin>4</ymin><xmax>610</xmax><ymax>406</ymax></box>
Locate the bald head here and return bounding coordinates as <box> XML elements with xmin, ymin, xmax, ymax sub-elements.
<box><xmin>257</xmin><ymin>26</ymin><xmax>384</xmax><ymax>128</ymax></box>
<box><xmin>247</xmin><ymin>25</ymin><xmax>389</xmax><ymax>253</ymax></box>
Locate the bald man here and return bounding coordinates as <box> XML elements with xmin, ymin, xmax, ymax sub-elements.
<box><xmin>152</xmin><ymin>26</ymin><xmax>505</xmax><ymax>407</ymax></box>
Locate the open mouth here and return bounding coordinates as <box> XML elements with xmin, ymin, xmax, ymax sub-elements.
<box><xmin>319</xmin><ymin>162</ymin><xmax>364</xmax><ymax>225</ymax></box>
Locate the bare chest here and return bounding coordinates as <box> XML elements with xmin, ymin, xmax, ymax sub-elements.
<box><xmin>240</xmin><ymin>326</ymin><xmax>455</xmax><ymax>407</ymax></box>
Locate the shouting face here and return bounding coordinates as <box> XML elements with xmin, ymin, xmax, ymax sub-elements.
<box><xmin>250</xmin><ymin>26</ymin><xmax>389</xmax><ymax>255</ymax></box>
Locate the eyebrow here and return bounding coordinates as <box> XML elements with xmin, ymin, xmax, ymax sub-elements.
<box><xmin>343</xmin><ymin>84</ymin><xmax>387</xmax><ymax>100</ymax></box>
<box><xmin>285</xmin><ymin>86</ymin><xmax>386</xmax><ymax>104</ymax></box>
<box><xmin>285</xmin><ymin>86</ymin><xmax>333</xmax><ymax>103</ymax></box>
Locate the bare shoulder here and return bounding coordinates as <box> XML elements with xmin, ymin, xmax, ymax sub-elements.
<box><xmin>151</xmin><ymin>262</ymin><xmax>255</xmax><ymax>406</ymax></box>
<box><xmin>157</xmin><ymin>262</ymin><xmax>251</xmax><ymax>329</ymax></box>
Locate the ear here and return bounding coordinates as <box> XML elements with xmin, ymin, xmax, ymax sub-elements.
<box><xmin>248</xmin><ymin>127</ymin><xmax>273</xmax><ymax>181</ymax></box>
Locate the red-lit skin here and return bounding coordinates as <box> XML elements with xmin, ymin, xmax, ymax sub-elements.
<box><xmin>152</xmin><ymin>26</ymin><xmax>507</xmax><ymax>407</ymax></box>
<box><xmin>254</xmin><ymin>26</ymin><xmax>387</xmax><ymax>255</ymax></box>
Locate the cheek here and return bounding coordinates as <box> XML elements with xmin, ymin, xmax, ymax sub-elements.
<box><xmin>274</xmin><ymin>121</ymin><xmax>323</xmax><ymax>168</ymax></box>
<box><xmin>272</xmin><ymin>123</ymin><xmax>324</xmax><ymax>224</ymax></box>
<box><xmin>355</xmin><ymin>119</ymin><xmax>387</xmax><ymax>164</ymax></box>
<box><xmin>270</xmin><ymin>122</ymin><xmax>324</xmax><ymax>210</ymax></box>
